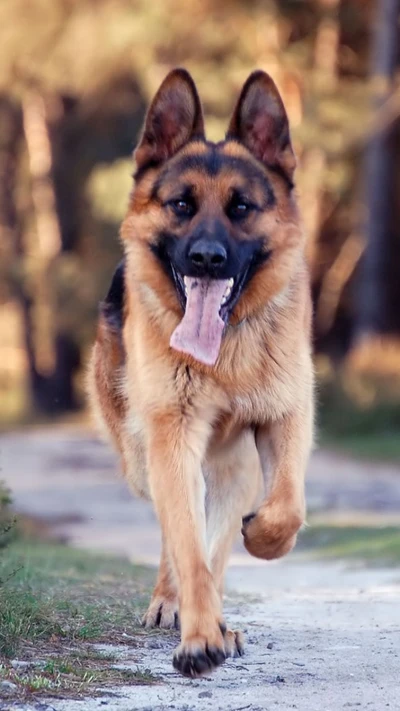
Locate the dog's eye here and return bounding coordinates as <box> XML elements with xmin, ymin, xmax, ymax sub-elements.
<box><xmin>228</xmin><ymin>199</ymin><xmax>252</xmax><ymax>220</ymax></box>
<box><xmin>171</xmin><ymin>199</ymin><xmax>195</xmax><ymax>217</ymax></box>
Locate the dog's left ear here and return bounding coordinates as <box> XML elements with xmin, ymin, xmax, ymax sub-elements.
<box><xmin>135</xmin><ymin>68</ymin><xmax>205</xmax><ymax>173</ymax></box>
<box><xmin>226</xmin><ymin>71</ymin><xmax>296</xmax><ymax>183</ymax></box>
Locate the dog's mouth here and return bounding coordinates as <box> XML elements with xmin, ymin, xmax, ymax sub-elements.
<box><xmin>171</xmin><ymin>267</ymin><xmax>248</xmax><ymax>320</ymax></box>
<box><xmin>169</xmin><ymin>266</ymin><xmax>249</xmax><ymax>366</ymax></box>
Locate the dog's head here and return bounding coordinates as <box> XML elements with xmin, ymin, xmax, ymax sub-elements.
<box><xmin>122</xmin><ymin>69</ymin><xmax>303</xmax><ymax>366</ymax></box>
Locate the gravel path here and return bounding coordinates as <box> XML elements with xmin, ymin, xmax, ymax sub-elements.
<box><xmin>1</xmin><ymin>428</ymin><xmax>400</xmax><ymax>711</ymax></box>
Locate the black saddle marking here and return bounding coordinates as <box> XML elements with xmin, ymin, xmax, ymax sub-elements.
<box><xmin>100</xmin><ymin>259</ymin><xmax>125</xmax><ymax>330</ymax></box>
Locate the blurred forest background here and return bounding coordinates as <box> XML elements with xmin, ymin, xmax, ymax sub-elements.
<box><xmin>1</xmin><ymin>0</ymin><xmax>400</xmax><ymax>457</ymax></box>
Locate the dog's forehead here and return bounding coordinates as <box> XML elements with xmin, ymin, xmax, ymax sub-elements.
<box><xmin>152</xmin><ymin>140</ymin><xmax>275</xmax><ymax>205</ymax></box>
<box><xmin>168</xmin><ymin>140</ymin><xmax>268</xmax><ymax>184</ymax></box>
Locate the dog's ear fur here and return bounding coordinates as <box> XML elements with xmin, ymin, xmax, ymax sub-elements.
<box><xmin>227</xmin><ymin>71</ymin><xmax>296</xmax><ymax>183</ymax></box>
<box><xmin>134</xmin><ymin>68</ymin><xmax>205</xmax><ymax>173</ymax></box>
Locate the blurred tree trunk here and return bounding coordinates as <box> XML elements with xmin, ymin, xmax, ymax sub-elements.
<box><xmin>314</xmin><ymin>0</ymin><xmax>340</xmax><ymax>90</ymax></box>
<box><xmin>0</xmin><ymin>96</ymin><xmax>40</xmax><ymax>405</ymax></box>
<box><xmin>354</xmin><ymin>0</ymin><xmax>400</xmax><ymax>342</ymax></box>
<box><xmin>0</xmin><ymin>97</ymin><xmax>22</xmax><ymax>254</ymax></box>
<box><xmin>21</xmin><ymin>89</ymin><xmax>80</xmax><ymax>414</ymax></box>
<box><xmin>304</xmin><ymin>1</ymin><xmax>339</xmax><ymax>273</ymax></box>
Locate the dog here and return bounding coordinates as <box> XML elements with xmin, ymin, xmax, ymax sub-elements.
<box><xmin>88</xmin><ymin>68</ymin><xmax>314</xmax><ymax>678</ymax></box>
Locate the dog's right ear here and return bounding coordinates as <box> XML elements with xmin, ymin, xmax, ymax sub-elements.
<box><xmin>134</xmin><ymin>68</ymin><xmax>205</xmax><ymax>175</ymax></box>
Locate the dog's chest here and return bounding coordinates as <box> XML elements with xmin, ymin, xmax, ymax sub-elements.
<box><xmin>227</xmin><ymin>371</ymin><xmax>298</xmax><ymax>424</ymax></box>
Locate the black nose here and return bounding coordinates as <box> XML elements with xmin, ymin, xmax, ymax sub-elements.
<box><xmin>188</xmin><ymin>239</ymin><xmax>228</xmax><ymax>273</ymax></box>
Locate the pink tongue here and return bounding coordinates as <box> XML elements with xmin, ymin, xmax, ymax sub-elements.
<box><xmin>170</xmin><ymin>277</ymin><xmax>230</xmax><ymax>365</ymax></box>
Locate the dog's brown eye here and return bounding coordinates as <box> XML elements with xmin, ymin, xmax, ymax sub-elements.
<box><xmin>228</xmin><ymin>200</ymin><xmax>251</xmax><ymax>219</ymax></box>
<box><xmin>236</xmin><ymin>203</ymin><xmax>248</xmax><ymax>214</ymax></box>
<box><xmin>171</xmin><ymin>199</ymin><xmax>195</xmax><ymax>217</ymax></box>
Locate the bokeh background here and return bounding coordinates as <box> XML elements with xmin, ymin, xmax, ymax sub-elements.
<box><xmin>1</xmin><ymin>0</ymin><xmax>400</xmax><ymax>459</ymax></box>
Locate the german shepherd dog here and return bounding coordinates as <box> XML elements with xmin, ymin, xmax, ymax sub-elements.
<box><xmin>88</xmin><ymin>68</ymin><xmax>313</xmax><ymax>677</ymax></box>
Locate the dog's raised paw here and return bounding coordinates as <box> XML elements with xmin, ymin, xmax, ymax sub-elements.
<box><xmin>241</xmin><ymin>505</ymin><xmax>303</xmax><ymax>560</ymax></box>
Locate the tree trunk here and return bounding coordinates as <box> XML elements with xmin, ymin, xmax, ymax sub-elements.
<box><xmin>22</xmin><ymin>89</ymin><xmax>80</xmax><ymax>414</ymax></box>
<box><xmin>354</xmin><ymin>0</ymin><xmax>400</xmax><ymax>341</ymax></box>
<box><xmin>0</xmin><ymin>96</ymin><xmax>41</xmax><ymax>405</ymax></box>
<box><xmin>314</xmin><ymin>0</ymin><xmax>341</xmax><ymax>90</ymax></box>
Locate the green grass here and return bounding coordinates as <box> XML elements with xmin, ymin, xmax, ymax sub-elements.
<box><xmin>298</xmin><ymin>525</ymin><xmax>400</xmax><ymax>565</ymax></box>
<box><xmin>318</xmin><ymin>380</ymin><xmax>400</xmax><ymax>462</ymax></box>
<box><xmin>0</xmin><ymin>540</ymin><xmax>155</xmax><ymax>657</ymax></box>
<box><xmin>0</xmin><ymin>538</ymin><xmax>158</xmax><ymax>700</ymax></box>
<box><xmin>0</xmin><ymin>648</ymin><xmax>157</xmax><ymax>700</ymax></box>
<box><xmin>321</xmin><ymin>432</ymin><xmax>400</xmax><ymax>462</ymax></box>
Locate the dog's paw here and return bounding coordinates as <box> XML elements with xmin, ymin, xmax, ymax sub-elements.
<box><xmin>241</xmin><ymin>503</ymin><xmax>303</xmax><ymax>560</ymax></box>
<box><xmin>224</xmin><ymin>628</ymin><xmax>244</xmax><ymax>658</ymax></box>
<box><xmin>142</xmin><ymin>595</ymin><xmax>179</xmax><ymax>630</ymax></box>
<box><xmin>173</xmin><ymin>623</ymin><xmax>227</xmax><ymax>677</ymax></box>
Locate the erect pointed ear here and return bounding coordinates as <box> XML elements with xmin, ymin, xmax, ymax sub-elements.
<box><xmin>134</xmin><ymin>68</ymin><xmax>205</xmax><ymax>173</ymax></box>
<box><xmin>226</xmin><ymin>71</ymin><xmax>296</xmax><ymax>183</ymax></box>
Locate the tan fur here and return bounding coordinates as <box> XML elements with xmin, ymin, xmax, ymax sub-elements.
<box><xmin>87</xmin><ymin>69</ymin><xmax>314</xmax><ymax>677</ymax></box>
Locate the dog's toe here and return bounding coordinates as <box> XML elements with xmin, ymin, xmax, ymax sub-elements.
<box><xmin>241</xmin><ymin>512</ymin><xmax>256</xmax><ymax>535</ymax></box>
<box><xmin>173</xmin><ymin>645</ymin><xmax>225</xmax><ymax>677</ymax></box>
<box><xmin>173</xmin><ymin>633</ymin><xmax>226</xmax><ymax>678</ymax></box>
<box><xmin>173</xmin><ymin>649</ymin><xmax>212</xmax><ymax>677</ymax></box>
<box><xmin>224</xmin><ymin>629</ymin><xmax>245</xmax><ymax>658</ymax></box>
<box><xmin>142</xmin><ymin>596</ymin><xmax>179</xmax><ymax>630</ymax></box>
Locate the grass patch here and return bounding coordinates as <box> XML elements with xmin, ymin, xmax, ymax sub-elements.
<box><xmin>318</xmin><ymin>377</ymin><xmax>400</xmax><ymax>462</ymax></box>
<box><xmin>0</xmin><ymin>540</ymin><xmax>154</xmax><ymax>656</ymax></box>
<box><xmin>0</xmin><ymin>481</ymin><xmax>15</xmax><ymax>552</ymax></box>
<box><xmin>298</xmin><ymin>524</ymin><xmax>400</xmax><ymax>565</ymax></box>
<box><xmin>0</xmin><ymin>539</ymin><xmax>158</xmax><ymax>700</ymax></box>
<box><xmin>0</xmin><ymin>648</ymin><xmax>157</xmax><ymax>701</ymax></box>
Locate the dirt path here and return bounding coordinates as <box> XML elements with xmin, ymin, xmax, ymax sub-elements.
<box><xmin>1</xmin><ymin>428</ymin><xmax>400</xmax><ymax>710</ymax></box>
<box><xmin>3</xmin><ymin>427</ymin><xmax>400</xmax><ymax>563</ymax></box>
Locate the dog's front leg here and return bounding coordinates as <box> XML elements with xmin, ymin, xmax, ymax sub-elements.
<box><xmin>242</xmin><ymin>400</ymin><xmax>313</xmax><ymax>560</ymax></box>
<box><xmin>147</xmin><ymin>411</ymin><xmax>226</xmax><ymax>677</ymax></box>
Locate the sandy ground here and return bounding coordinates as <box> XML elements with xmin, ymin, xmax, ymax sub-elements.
<box><xmin>1</xmin><ymin>428</ymin><xmax>400</xmax><ymax>711</ymax></box>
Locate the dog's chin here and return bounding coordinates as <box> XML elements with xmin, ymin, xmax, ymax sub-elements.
<box><xmin>170</xmin><ymin>263</ymin><xmax>250</xmax><ymax>323</ymax></box>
